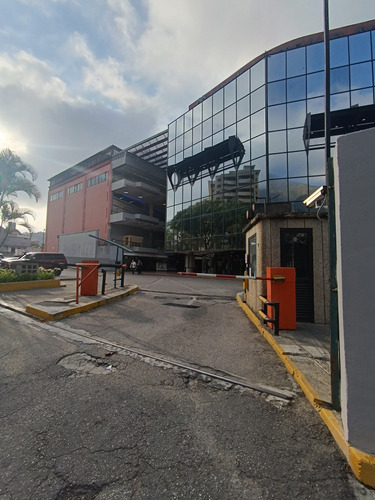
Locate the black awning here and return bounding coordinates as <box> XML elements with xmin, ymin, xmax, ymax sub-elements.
<box><xmin>167</xmin><ymin>135</ymin><xmax>245</xmax><ymax>190</ymax></box>
<box><xmin>303</xmin><ymin>103</ymin><xmax>375</xmax><ymax>150</ymax></box>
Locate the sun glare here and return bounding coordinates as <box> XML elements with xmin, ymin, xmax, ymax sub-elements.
<box><xmin>0</xmin><ymin>129</ymin><xmax>28</xmax><ymax>155</ymax></box>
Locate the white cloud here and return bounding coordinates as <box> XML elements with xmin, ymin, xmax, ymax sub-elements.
<box><xmin>0</xmin><ymin>51</ymin><xmax>71</xmax><ymax>103</ymax></box>
<box><xmin>107</xmin><ymin>0</ymin><xmax>140</xmax><ymax>51</ymax></box>
<box><xmin>66</xmin><ymin>32</ymin><xmax>146</xmax><ymax>109</ymax></box>
<box><xmin>0</xmin><ymin>44</ymin><xmax>160</xmax><ymax>231</ymax></box>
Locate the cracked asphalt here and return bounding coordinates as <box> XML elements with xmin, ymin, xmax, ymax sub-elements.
<box><xmin>0</xmin><ymin>275</ymin><xmax>367</xmax><ymax>499</ymax></box>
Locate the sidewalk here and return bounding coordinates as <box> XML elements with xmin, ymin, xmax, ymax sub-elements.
<box><xmin>236</xmin><ymin>297</ymin><xmax>375</xmax><ymax>490</ymax></box>
<box><xmin>0</xmin><ymin>272</ymin><xmax>138</xmax><ymax>321</ymax></box>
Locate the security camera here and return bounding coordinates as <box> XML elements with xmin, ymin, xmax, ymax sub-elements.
<box><xmin>303</xmin><ymin>185</ymin><xmax>327</xmax><ymax>208</ymax></box>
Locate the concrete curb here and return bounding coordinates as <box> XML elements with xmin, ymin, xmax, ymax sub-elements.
<box><xmin>0</xmin><ymin>279</ymin><xmax>61</xmax><ymax>292</ymax></box>
<box><xmin>25</xmin><ymin>286</ymin><xmax>139</xmax><ymax>321</ymax></box>
<box><xmin>236</xmin><ymin>295</ymin><xmax>375</xmax><ymax>488</ymax></box>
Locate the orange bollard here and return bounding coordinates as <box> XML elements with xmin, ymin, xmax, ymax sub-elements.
<box><xmin>80</xmin><ymin>260</ymin><xmax>99</xmax><ymax>296</ymax></box>
<box><xmin>266</xmin><ymin>267</ymin><xmax>296</xmax><ymax>330</ymax></box>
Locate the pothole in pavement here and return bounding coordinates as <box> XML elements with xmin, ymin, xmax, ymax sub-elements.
<box><xmin>58</xmin><ymin>353</ymin><xmax>116</xmax><ymax>377</ymax></box>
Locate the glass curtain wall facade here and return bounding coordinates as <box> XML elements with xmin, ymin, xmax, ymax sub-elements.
<box><xmin>166</xmin><ymin>22</ymin><xmax>375</xmax><ymax>274</ymax></box>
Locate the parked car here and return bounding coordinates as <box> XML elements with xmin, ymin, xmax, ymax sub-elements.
<box><xmin>0</xmin><ymin>253</ymin><xmax>4</xmax><ymax>260</ymax></box>
<box><xmin>1</xmin><ymin>252</ymin><xmax>68</xmax><ymax>276</ymax></box>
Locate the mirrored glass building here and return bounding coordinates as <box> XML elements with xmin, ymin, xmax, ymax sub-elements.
<box><xmin>166</xmin><ymin>19</ymin><xmax>375</xmax><ymax>274</ymax></box>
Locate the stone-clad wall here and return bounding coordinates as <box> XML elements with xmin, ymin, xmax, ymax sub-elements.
<box><xmin>245</xmin><ymin>214</ymin><xmax>329</xmax><ymax>324</ymax></box>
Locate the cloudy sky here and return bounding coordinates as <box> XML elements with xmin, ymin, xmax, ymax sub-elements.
<box><xmin>1</xmin><ymin>0</ymin><xmax>375</xmax><ymax>231</ymax></box>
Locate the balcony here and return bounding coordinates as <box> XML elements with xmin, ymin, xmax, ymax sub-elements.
<box><xmin>112</xmin><ymin>178</ymin><xmax>164</xmax><ymax>204</ymax></box>
<box><xmin>110</xmin><ymin>212</ymin><xmax>164</xmax><ymax>230</ymax></box>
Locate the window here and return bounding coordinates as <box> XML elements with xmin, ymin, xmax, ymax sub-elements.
<box><xmin>224</xmin><ymin>103</ymin><xmax>236</xmax><ymax>127</ymax></box>
<box><xmin>185</xmin><ymin>109</ymin><xmax>193</xmax><ymax>131</ymax></box>
<box><xmin>192</xmin><ymin>103</ymin><xmax>202</xmax><ymax>127</ymax></box>
<box><xmin>268</xmin><ymin>104</ymin><xmax>286</xmax><ymax>131</ymax></box>
<box><xmin>287</xmin><ymin>47</ymin><xmax>306</xmax><ymax>77</ymax></box>
<box><xmin>349</xmin><ymin>32</ymin><xmax>371</xmax><ymax>64</ymax></box>
<box><xmin>251</xmin><ymin>59</ymin><xmax>265</xmax><ymax>90</ymax></box>
<box><xmin>213</xmin><ymin>88</ymin><xmax>224</xmax><ymax>114</ymax></box>
<box><xmin>202</xmin><ymin>96</ymin><xmax>212</xmax><ymax>121</ymax></box>
<box><xmin>251</xmin><ymin>86</ymin><xmax>265</xmax><ymax>113</ymax></box>
<box><xmin>307</xmin><ymin>42</ymin><xmax>324</xmax><ymax>73</ymax></box>
<box><xmin>237</xmin><ymin>70</ymin><xmax>250</xmax><ymax>99</ymax></box>
<box><xmin>50</xmin><ymin>190</ymin><xmax>63</xmax><ymax>201</ymax></box>
<box><xmin>287</xmin><ymin>75</ymin><xmax>306</xmax><ymax>102</ymax></box>
<box><xmin>224</xmin><ymin>80</ymin><xmax>236</xmax><ymax>107</ymax></box>
<box><xmin>350</xmin><ymin>62</ymin><xmax>373</xmax><ymax>90</ymax></box>
<box><xmin>287</xmin><ymin>100</ymin><xmax>306</xmax><ymax>128</ymax></box>
<box><xmin>331</xmin><ymin>66</ymin><xmax>349</xmax><ymax>93</ymax></box>
<box><xmin>184</xmin><ymin>129</ymin><xmax>192</xmax><ymax>149</ymax></box>
<box><xmin>237</xmin><ymin>116</ymin><xmax>250</xmax><ymax>142</ymax></box>
<box><xmin>307</xmin><ymin>71</ymin><xmax>324</xmax><ymax>98</ymax></box>
<box><xmin>268</xmin><ymin>80</ymin><xmax>286</xmax><ymax>105</ymax></box>
<box><xmin>237</xmin><ymin>95</ymin><xmax>250</xmax><ymax>121</ymax></box>
<box><xmin>269</xmin><ymin>154</ymin><xmax>287</xmax><ymax>178</ymax></box>
<box><xmin>251</xmin><ymin>110</ymin><xmax>265</xmax><ymax>137</ymax></box>
<box><xmin>87</xmin><ymin>172</ymin><xmax>108</xmax><ymax>187</ymax></box>
<box><xmin>351</xmin><ymin>88</ymin><xmax>374</xmax><ymax>107</ymax></box>
<box><xmin>330</xmin><ymin>37</ymin><xmax>348</xmax><ymax>68</ymax></box>
<box><xmin>248</xmin><ymin>234</ymin><xmax>257</xmax><ymax>276</ymax></box>
<box><xmin>269</xmin><ymin>130</ymin><xmax>287</xmax><ymax>154</ymax></box>
<box><xmin>67</xmin><ymin>182</ymin><xmax>83</xmax><ymax>195</ymax></box>
<box><xmin>268</xmin><ymin>52</ymin><xmax>286</xmax><ymax>82</ymax></box>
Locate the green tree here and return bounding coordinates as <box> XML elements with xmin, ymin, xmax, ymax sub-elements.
<box><xmin>167</xmin><ymin>198</ymin><xmax>247</xmax><ymax>251</ymax></box>
<box><xmin>0</xmin><ymin>148</ymin><xmax>41</xmax><ymax>247</ymax></box>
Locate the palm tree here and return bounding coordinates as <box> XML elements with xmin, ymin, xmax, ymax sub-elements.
<box><xmin>0</xmin><ymin>200</ymin><xmax>35</xmax><ymax>247</ymax></box>
<box><xmin>0</xmin><ymin>148</ymin><xmax>41</xmax><ymax>206</ymax></box>
<box><xmin>0</xmin><ymin>148</ymin><xmax>41</xmax><ymax>248</ymax></box>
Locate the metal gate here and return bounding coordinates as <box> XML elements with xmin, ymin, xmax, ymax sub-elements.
<box><xmin>280</xmin><ymin>228</ymin><xmax>314</xmax><ymax>322</ymax></box>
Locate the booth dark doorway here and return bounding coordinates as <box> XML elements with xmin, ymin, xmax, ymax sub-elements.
<box><xmin>280</xmin><ymin>228</ymin><xmax>314</xmax><ymax>322</ymax></box>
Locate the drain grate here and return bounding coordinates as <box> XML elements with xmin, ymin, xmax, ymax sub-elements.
<box><xmin>163</xmin><ymin>302</ymin><xmax>200</xmax><ymax>309</ymax></box>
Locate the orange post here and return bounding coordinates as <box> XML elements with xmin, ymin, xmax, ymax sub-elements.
<box><xmin>266</xmin><ymin>267</ymin><xmax>296</xmax><ymax>330</ymax></box>
<box><xmin>80</xmin><ymin>260</ymin><xmax>99</xmax><ymax>296</ymax></box>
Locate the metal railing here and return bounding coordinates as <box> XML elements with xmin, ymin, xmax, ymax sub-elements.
<box><xmin>258</xmin><ymin>295</ymin><xmax>280</xmax><ymax>336</ymax></box>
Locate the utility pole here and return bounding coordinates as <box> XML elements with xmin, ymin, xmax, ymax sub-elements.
<box><xmin>324</xmin><ymin>0</ymin><xmax>340</xmax><ymax>411</ymax></box>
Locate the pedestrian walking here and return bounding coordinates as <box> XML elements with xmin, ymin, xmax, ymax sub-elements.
<box><xmin>130</xmin><ymin>259</ymin><xmax>137</xmax><ymax>274</ymax></box>
<box><xmin>136</xmin><ymin>259</ymin><xmax>143</xmax><ymax>275</ymax></box>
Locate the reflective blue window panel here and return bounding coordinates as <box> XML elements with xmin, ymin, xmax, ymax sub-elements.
<box><xmin>349</xmin><ymin>32</ymin><xmax>371</xmax><ymax>64</ymax></box>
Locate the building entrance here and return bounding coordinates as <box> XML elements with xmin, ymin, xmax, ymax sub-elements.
<box><xmin>201</xmin><ymin>251</ymin><xmax>244</xmax><ymax>275</ymax></box>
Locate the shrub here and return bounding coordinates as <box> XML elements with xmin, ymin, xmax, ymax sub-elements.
<box><xmin>37</xmin><ymin>267</ymin><xmax>55</xmax><ymax>280</ymax></box>
<box><xmin>0</xmin><ymin>267</ymin><xmax>54</xmax><ymax>283</ymax></box>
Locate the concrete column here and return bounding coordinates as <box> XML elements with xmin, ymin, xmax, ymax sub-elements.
<box><xmin>334</xmin><ymin>128</ymin><xmax>375</xmax><ymax>454</ymax></box>
<box><xmin>185</xmin><ymin>253</ymin><xmax>195</xmax><ymax>273</ymax></box>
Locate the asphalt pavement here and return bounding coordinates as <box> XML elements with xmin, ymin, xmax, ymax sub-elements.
<box><xmin>0</xmin><ymin>267</ymin><xmax>332</xmax><ymax>403</ymax></box>
<box><xmin>1</xmin><ymin>267</ymin><xmax>374</xmax><ymax>498</ymax></box>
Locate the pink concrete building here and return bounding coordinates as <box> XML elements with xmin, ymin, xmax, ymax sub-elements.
<box><xmin>45</xmin><ymin>146</ymin><xmax>118</xmax><ymax>252</ymax></box>
<box><xmin>45</xmin><ymin>135</ymin><xmax>168</xmax><ymax>269</ymax></box>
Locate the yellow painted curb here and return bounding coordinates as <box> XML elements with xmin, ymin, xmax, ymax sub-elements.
<box><xmin>349</xmin><ymin>447</ymin><xmax>375</xmax><ymax>487</ymax></box>
<box><xmin>0</xmin><ymin>279</ymin><xmax>60</xmax><ymax>292</ymax></box>
<box><xmin>236</xmin><ymin>296</ymin><xmax>375</xmax><ymax>488</ymax></box>
<box><xmin>26</xmin><ymin>286</ymin><xmax>139</xmax><ymax>321</ymax></box>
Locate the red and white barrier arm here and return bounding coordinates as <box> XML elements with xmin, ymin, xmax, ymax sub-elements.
<box><xmin>178</xmin><ymin>272</ymin><xmax>275</xmax><ymax>281</ymax></box>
